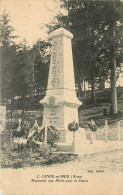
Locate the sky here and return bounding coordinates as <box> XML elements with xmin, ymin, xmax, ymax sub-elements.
<box><xmin>0</xmin><ymin>0</ymin><xmax>61</xmax><ymax>45</ymax></box>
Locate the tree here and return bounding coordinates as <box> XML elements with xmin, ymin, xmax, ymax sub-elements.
<box><xmin>47</xmin><ymin>0</ymin><xmax>108</xmax><ymax>103</ymax></box>
<box><xmin>0</xmin><ymin>11</ymin><xmax>19</xmax><ymax>122</ymax></box>
<box><xmin>12</xmin><ymin>40</ymin><xmax>34</xmax><ymax>113</ymax></box>
<box><xmin>47</xmin><ymin>0</ymin><xmax>123</xmax><ymax>110</ymax></box>
<box><xmin>0</xmin><ymin>11</ymin><xmax>17</xmax><ymax>106</ymax></box>
<box><xmin>0</xmin><ymin>11</ymin><xmax>50</xmax><ymax>114</ymax></box>
<box><xmin>31</xmin><ymin>39</ymin><xmax>50</xmax><ymax>104</ymax></box>
<box><xmin>98</xmin><ymin>0</ymin><xmax>123</xmax><ymax>114</ymax></box>
<box><xmin>12</xmin><ymin>39</ymin><xmax>50</xmax><ymax>111</ymax></box>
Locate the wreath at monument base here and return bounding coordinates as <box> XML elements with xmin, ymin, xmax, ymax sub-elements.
<box><xmin>47</xmin><ymin>126</ymin><xmax>60</xmax><ymax>148</ymax></box>
<box><xmin>68</xmin><ymin>121</ymin><xmax>79</xmax><ymax>132</ymax></box>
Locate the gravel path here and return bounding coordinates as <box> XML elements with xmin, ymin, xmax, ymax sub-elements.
<box><xmin>1</xmin><ymin>149</ymin><xmax>123</xmax><ymax>195</ymax></box>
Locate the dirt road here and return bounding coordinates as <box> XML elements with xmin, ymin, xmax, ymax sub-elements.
<box><xmin>1</xmin><ymin>149</ymin><xmax>123</xmax><ymax>195</ymax></box>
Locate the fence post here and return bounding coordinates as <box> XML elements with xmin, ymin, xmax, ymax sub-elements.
<box><xmin>34</xmin><ymin>120</ymin><xmax>38</xmax><ymax>127</ymax></box>
<box><xmin>117</xmin><ymin>121</ymin><xmax>121</xmax><ymax>141</ymax></box>
<box><xmin>90</xmin><ymin>131</ymin><xmax>93</xmax><ymax>144</ymax></box>
<box><xmin>18</xmin><ymin>119</ymin><xmax>21</xmax><ymax>131</ymax></box>
<box><xmin>34</xmin><ymin>120</ymin><xmax>39</xmax><ymax>131</ymax></box>
<box><xmin>105</xmin><ymin>120</ymin><xmax>108</xmax><ymax>143</ymax></box>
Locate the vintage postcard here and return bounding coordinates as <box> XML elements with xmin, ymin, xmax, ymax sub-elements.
<box><xmin>0</xmin><ymin>0</ymin><xmax>123</xmax><ymax>194</ymax></box>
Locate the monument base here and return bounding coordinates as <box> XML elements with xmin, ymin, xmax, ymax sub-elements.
<box><xmin>57</xmin><ymin>129</ymin><xmax>66</xmax><ymax>142</ymax></box>
<box><xmin>41</xmin><ymin>96</ymin><xmax>82</xmax><ymax>143</ymax></box>
<box><xmin>54</xmin><ymin>143</ymin><xmax>75</xmax><ymax>153</ymax></box>
<box><xmin>55</xmin><ymin>128</ymin><xmax>87</xmax><ymax>153</ymax></box>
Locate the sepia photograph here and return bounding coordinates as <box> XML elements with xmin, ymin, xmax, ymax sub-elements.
<box><xmin>0</xmin><ymin>0</ymin><xmax>123</xmax><ymax>194</ymax></box>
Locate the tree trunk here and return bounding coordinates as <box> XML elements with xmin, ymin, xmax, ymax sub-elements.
<box><xmin>0</xmin><ymin>46</ymin><xmax>2</xmax><ymax>105</ymax></box>
<box><xmin>2</xmin><ymin>84</ymin><xmax>6</xmax><ymax>106</ymax></box>
<box><xmin>37</xmin><ymin>83</ymin><xmax>40</xmax><ymax>109</ymax></box>
<box><xmin>99</xmin><ymin>79</ymin><xmax>105</xmax><ymax>90</ymax></box>
<box><xmin>78</xmin><ymin>80</ymin><xmax>82</xmax><ymax>98</ymax></box>
<box><xmin>10</xmin><ymin>95</ymin><xmax>13</xmax><ymax>123</ymax></box>
<box><xmin>22</xmin><ymin>108</ymin><xmax>25</xmax><ymax>122</ymax></box>
<box><xmin>91</xmin><ymin>75</ymin><xmax>96</xmax><ymax>105</ymax></box>
<box><xmin>110</xmin><ymin>19</ymin><xmax>117</xmax><ymax>114</ymax></box>
<box><xmin>21</xmin><ymin>95</ymin><xmax>25</xmax><ymax>122</ymax></box>
<box><xmin>110</xmin><ymin>57</ymin><xmax>117</xmax><ymax>114</ymax></box>
<box><xmin>88</xmin><ymin>82</ymin><xmax>89</xmax><ymax>90</ymax></box>
<box><xmin>84</xmin><ymin>77</ymin><xmax>86</xmax><ymax>98</ymax></box>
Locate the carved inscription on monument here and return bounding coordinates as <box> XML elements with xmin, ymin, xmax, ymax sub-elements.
<box><xmin>47</xmin><ymin>108</ymin><xmax>60</xmax><ymax>126</ymax></box>
<box><xmin>50</xmin><ymin>37</ymin><xmax>63</xmax><ymax>88</ymax></box>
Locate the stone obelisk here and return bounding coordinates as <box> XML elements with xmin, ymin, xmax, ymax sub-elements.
<box><xmin>40</xmin><ymin>27</ymin><xmax>82</xmax><ymax>142</ymax></box>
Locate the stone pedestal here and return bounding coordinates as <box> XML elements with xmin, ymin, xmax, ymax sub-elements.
<box><xmin>40</xmin><ymin>28</ymin><xmax>82</xmax><ymax>144</ymax></box>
